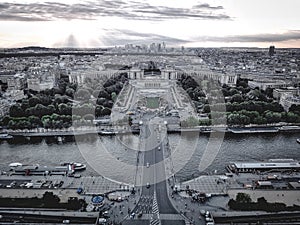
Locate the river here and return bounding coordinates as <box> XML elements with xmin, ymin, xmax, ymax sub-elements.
<box><xmin>0</xmin><ymin>132</ymin><xmax>299</xmax><ymax>183</ymax></box>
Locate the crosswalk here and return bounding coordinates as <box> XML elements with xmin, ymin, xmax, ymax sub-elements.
<box><xmin>150</xmin><ymin>191</ymin><xmax>161</xmax><ymax>225</ymax></box>
<box><xmin>135</xmin><ymin>195</ymin><xmax>153</xmax><ymax>214</ymax></box>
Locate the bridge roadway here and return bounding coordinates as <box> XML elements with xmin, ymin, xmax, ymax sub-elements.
<box><xmin>124</xmin><ymin>119</ymin><xmax>186</xmax><ymax>225</ymax></box>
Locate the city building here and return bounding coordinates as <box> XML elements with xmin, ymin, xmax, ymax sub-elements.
<box><xmin>7</xmin><ymin>73</ymin><xmax>26</xmax><ymax>90</ymax></box>
<box><xmin>27</xmin><ymin>78</ymin><xmax>54</xmax><ymax>92</ymax></box>
<box><xmin>269</xmin><ymin>45</ymin><xmax>275</xmax><ymax>56</ymax></box>
<box><xmin>273</xmin><ymin>87</ymin><xmax>299</xmax><ymax>100</ymax></box>
<box><xmin>248</xmin><ymin>79</ymin><xmax>287</xmax><ymax>91</ymax></box>
<box><xmin>280</xmin><ymin>93</ymin><xmax>300</xmax><ymax>111</ymax></box>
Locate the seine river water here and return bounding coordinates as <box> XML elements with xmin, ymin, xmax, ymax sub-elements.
<box><xmin>0</xmin><ymin>132</ymin><xmax>299</xmax><ymax>183</ymax></box>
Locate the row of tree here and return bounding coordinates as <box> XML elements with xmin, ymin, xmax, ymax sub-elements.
<box><xmin>228</xmin><ymin>193</ymin><xmax>300</xmax><ymax>212</ymax></box>
<box><xmin>2</xmin><ymin>73</ymin><xmax>128</xmax><ymax>129</ymax></box>
<box><xmin>180</xmin><ymin>109</ymin><xmax>300</xmax><ymax>127</ymax></box>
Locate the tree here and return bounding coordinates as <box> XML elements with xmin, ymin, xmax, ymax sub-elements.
<box><xmin>28</xmin><ymin>115</ymin><xmax>42</xmax><ymax>127</ymax></box>
<box><xmin>253</xmin><ymin>116</ymin><xmax>267</xmax><ymax>125</ymax></box>
<box><xmin>236</xmin><ymin>193</ymin><xmax>252</xmax><ymax>203</ymax></box>
<box><xmin>265</xmin><ymin>111</ymin><xmax>281</xmax><ymax>123</ymax></box>
<box><xmin>289</xmin><ymin>104</ymin><xmax>300</xmax><ymax>114</ymax></box>
<box><xmin>9</xmin><ymin>104</ymin><xmax>24</xmax><ymax>117</ymax></box>
<box><xmin>96</xmin><ymin>98</ymin><xmax>106</xmax><ymax>105</ymax></box>
<box><xmin>75</xmin><ymin>89</ymin><xmax>90</xmax><ymax>101</ymax></box>
<box><xmin>237</xmin><ymin>78</ymin><xmax>248</xmax><ymax>88</ymax></box>
<box><xmin>101</xmin><ymin>108</ymin><xmax>111</xmax><ymax>116</ymax></box>
<box><xmin>229</xmin><ymin>88</ymin><xmax>239</xmax><ymax>96</ymax></box>
<box><xmin>58</xmin><ymin>103</ymin><xmax>72</xmax><ymax>115</ymax></box>
<box><xmin>231</xmin><ymin>94</ymin><xmax>244</xmax><ymax>103</ymax></box>
<box><xmin>98</xmin><ymin>90</ymin><xmax>110</xmax><ymax>99</ymax></box>
<box><xmin>111</xmin><ymin>92</ymin><xmax>117</xmax><ymax>102</ymax></box>
<box><xmin>65</xmin><ymin>88</ymin><xmax>75</xmax><ymax>98</ymax></box>
<box><xmin>34</xmin><ymin>104</ymin><xmax>49</xmax><ymax>117</ymax></box>
<box><xmin>265</xmin><ymin>87</ymin><xmax>274</xmax><ymax>98</ymax></box>
<box><xmin>203</xmin><ymin>104</ymin><xmax>211</xmax><ymax>113</ymax></box>
<box><xmin>285</xmin><ymin>112</ymin><xmax>300</xmax><ymax>123</ymax></box>
<box><xmin>29</xmin><ymin>96</ymin><xmax>41</xmax><ymax>107</ymax></box>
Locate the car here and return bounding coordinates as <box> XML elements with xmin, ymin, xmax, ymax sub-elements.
<box><xmin>206</xmin><ymin>217</ymin><xmax>213</xmax><ymax>222</ymax></box>
<box><xmin>25</xmin><ymin>183</ymin><xmax>33</xmax><ymax>188</ymax></box>
<box><xmin>146</xmin><ymin>183</ymin><xmax>150</xmax><ymax>188</ymax></box>
<box><xmin>19</xmin><ymin>183</ymin><xmax>26</xmax><ymax>188</ymax></box>
<box><xmin>200</xmin><ymin>209</ymin><xmax>206</xmax><ymax>215</ymax></box>
<box><xmin>62</xmin><ymin>220</ymin><xmax>70</xmax><ymax>224</ymax></box>
<box><xmin>158</xmin><ymin>147</ymin><xmax>161</xmax><ymax>151</ymax></box>
<box><xmin>98</xmin><ymin>218</ymin><xmax>107</xmax><ymax>224</ymax></box>
<box><xmin>146</xmin><ymin>162</ymin><xmax>150</xmax><ymax>168</ymax></box>
<box><xmin>102</xmin><ymin>211</ymin><xmax>109</xmax><ymax>218</ymax></box>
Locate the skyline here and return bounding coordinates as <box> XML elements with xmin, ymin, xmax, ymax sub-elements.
<box><xmin>0</xmin><ymin>0</ymin><xmax>300</xmax><ymax>48</ymax></box>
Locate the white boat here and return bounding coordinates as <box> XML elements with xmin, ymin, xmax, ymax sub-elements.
<box><xmin>61</xmin><ymin>162</ymin><xmax>86</xmax><ymax>171</ymax></box>
<box><xmin>9</xmin><ymin>162</ymin><xmax>22</xmax><ymax>168</ymax></box>
<box><xmin>0</xmin><ymin>133</ymin><xmax>13</xmax><ymax>139</ymax></box>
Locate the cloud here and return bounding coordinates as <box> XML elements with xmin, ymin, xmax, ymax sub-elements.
<box><xmin>195</xmin><ymin>30</ymin><xmax>300</xmax><ymax>43</ymax></box>
<box><xmin>0</xmin><ymin>1</ymin><xmax>231</xmax><ymax>21</ymax></box>
<box><xmin>192</xmin><ymin>3</ymin><xmax>223</xmax><ymax>10</ymax></box>
<box><xmin>99</xmin><ymin>29</ymin><xmax>188</xmax><ymax>46</ymax></box>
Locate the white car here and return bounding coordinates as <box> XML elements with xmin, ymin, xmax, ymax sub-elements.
<box><xmin>98</xmin><ymin>218</ymin><xmax>107</xmax><ymax>224</ymax></box>
<box><xmin>146</xmin><ymin>162</ymin><xmax>150</xmax><ymax>168</ymax></box>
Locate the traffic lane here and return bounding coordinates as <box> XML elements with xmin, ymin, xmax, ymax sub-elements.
<box><xmin>123</xmin><ymin>219</ymin><xmax>150</xmax><ymax>225</ymax></box>
<box><xmin>153</xmin><ymin>137</ymin><xmax>178</xmax><ymax>214</ymax></box>
<box><xmin>141</xmin><ymin>182</ymin><xmax>154</xmax><ymax>196</ymax></box>
<box><xmin>156</xmin><ymin>181</ymin><xmax>177</xmax><ymax>214</ymax></box>
<box><xmin>162</xmin><ymin>220</ymin><xmax>185</xmax><ymax>225</ymax></box>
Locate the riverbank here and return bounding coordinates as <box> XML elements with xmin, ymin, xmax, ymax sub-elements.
<box><xmin>1</xmin><ymin>124</ymin><xmax>300</xmax><ymax>139</ymax></box>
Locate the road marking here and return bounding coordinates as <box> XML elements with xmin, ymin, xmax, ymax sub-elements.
<box><xmin>150</xmin><ymin>191</ymin><xmax>161</xmax><ymax>225</ymax></box>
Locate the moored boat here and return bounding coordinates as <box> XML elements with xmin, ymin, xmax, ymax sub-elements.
<box><xmin>0</xmin><ymin>133</ymin><xmax>13</xmax><ymax>140</ymax></box>
<box><xmin>226</xmin><ymin>159</ymin><xmax>300</xmax><ymax>173</ymax></box>
<box><xmin>60</xmin><ymin>162</ymin><xmax>86</xmax><ymax>171</ymax></box>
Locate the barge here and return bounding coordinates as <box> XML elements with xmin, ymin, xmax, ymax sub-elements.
<box><xmin>9</xmin><ymin>162</ymin><xmax>86</xmax><ymax>176</ymax></box>
<box><xmin>228</xmin><ymin>127</ymin><xmax>278</xmax><ymax>134</ymax></box>
<box><xmin>226</xmin><ymin>159</ymin><xmax>300</xmax><ymax>173</ymax></box>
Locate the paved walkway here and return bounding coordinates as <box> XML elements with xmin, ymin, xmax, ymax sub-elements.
<box><xmin>180</xmin><ymin>175</ymin><xmax>232</xmax><ymax>195</ymax></box>
<box><xmin>0</xmin><ymin>188</ymin><xmax>80</xmax><ymax>203</ymax></box>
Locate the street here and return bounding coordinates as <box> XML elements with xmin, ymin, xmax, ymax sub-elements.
<box><xmin>126</xmin><ymin>117</ymin><xmax>185</xmax><ymax>225</ymax></box>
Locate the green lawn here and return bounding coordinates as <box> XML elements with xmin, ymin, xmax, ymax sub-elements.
<box><xmin>146</xmin><ymin>97</ymin><xmax>159</xmax><ymax>109</ymax></box>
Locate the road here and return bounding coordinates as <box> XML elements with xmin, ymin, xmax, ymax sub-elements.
<box><xmin>127</xmin><ymin>117</ymin><xmax>185</xmax><ymax>225</ymax></box>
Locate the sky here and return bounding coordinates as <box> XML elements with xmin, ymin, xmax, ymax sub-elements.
<box><xmin>0</xmin><ymin>0</ymin><xmax>300</xmax><ymax>48</ymax></box>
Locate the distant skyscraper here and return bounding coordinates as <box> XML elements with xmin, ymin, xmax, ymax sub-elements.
<box><xmin>158</xmin><ymin>43</ymin><xmax>161</xmax><ymax>52</ymax></box>
<box><xmin>269</xmin><ymin>45</ymin><xmax>275</xmax><ymax>56</ymax></box>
